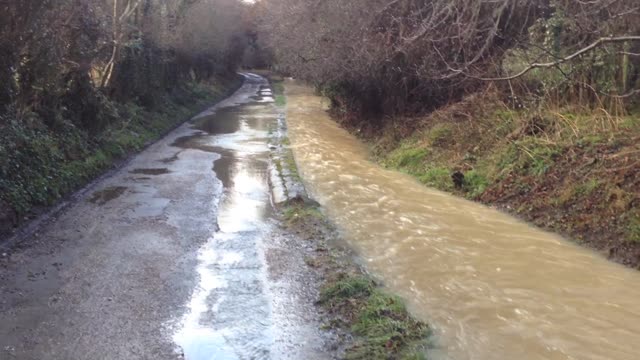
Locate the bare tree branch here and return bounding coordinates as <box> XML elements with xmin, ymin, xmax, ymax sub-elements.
<box><xmin>464</xmin><ymin>36</ymin><xmax>640</xmax><ymax>81</ymax></box>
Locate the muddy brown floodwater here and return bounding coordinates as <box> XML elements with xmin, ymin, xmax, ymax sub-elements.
<box><xmin>285</xmin><ymin>80</ymin><xmax>640</xmax><ymax>360</ymax></box>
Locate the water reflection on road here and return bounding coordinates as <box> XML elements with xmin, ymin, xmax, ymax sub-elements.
<box><xmin>172</xmin><ymin>74</ymin><xmax>275</xmax><ymax>360</ymax></box>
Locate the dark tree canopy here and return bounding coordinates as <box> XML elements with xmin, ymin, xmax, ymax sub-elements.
<box><xmin>255</xmin><ymin>0</ymin><xmax>640</xmax><ymax>115</ymax></box>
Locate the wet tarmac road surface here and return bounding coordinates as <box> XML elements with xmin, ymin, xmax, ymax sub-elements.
<box><xmin>0</xmin><ymin>74</ymin><xmax>330</xmax><ymax>360</ymax></box>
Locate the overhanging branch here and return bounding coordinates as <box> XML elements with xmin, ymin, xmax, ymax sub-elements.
<box><xmin>459</xmin><ymin>36</ymin><xmax>640</xmax><ymax>81</ymax></box>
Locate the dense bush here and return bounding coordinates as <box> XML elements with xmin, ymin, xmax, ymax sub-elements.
<box><xmin>255</xmin><ymin>0</ymin><xmax>640</xmax><ymax>117</ymax></box>
<box><xmin>0</xmin><ymin>0</ymin><xmax>247</xmax><ymax>118</ymax></box>
<box><xmin>0</xmin><ymin>0</ymin><xmax>249</xmax><ymax>232</ymax></box>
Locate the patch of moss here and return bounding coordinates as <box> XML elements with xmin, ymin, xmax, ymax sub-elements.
<box><xmin>319</xmin><ymin>275</ymin><xmax>430</xmax><ymax>360</ymax></box>
<box><xmin>555</xmin><ymin>178</ymin><xmax>602</xmax><ymax>206</ymax></box>
<box><xmin>284</xmin><ymin>153</ymin><xmax>301</xmax><ymax>181</ymax></box>
<box><xmin>463</xmin><ymin>170</ymin><xmax>489</xmax><ymax>199</ymax></box>
<box><xmin>280</xmin><ymin>197</ymin><xmax>432</xmax><ymax>359</ymax></box>
<box><xmin>319</xmin><ymin>276</ymin><xmax>374</xmax><ymax>304</ymax></box>
<box><xmin>385</xmin><ymin>144</ymin><xmax>430</xmax><ymax>172</ymax></box>
<box><xmin>626</xmin><ymin>215</ymin><xmax>640</xmax><ymax>243</ymax></box>
<box><xmin>418</xmin><ymin>167</ymin><xmax>452</xmax><ymax>191</ymax></box>
<box><xmin>283</xmin><ymin>204</ymin><xmax>322</xmax><ymax>223</ymax></box>
<box><xmin>495</xmin><ymin>139</ymin><xmax>560</xmax><ymax>177</ymax></box>
<box><xmin>272</xmin><ymin>81</ymin><xmax>286</xmax><ymax>106</ymax></box>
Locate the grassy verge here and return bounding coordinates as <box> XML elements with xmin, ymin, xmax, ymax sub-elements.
<box><xmin>272</xmin><ymin>77</ymin><xmax>286</xmax><ymax>106</ymax></box>
<box><xmin>0</xmin><ymin>75</ymin><xmax>242</xmax><ymax>236</ymax></box>
<box><xmin>347</xmin><ymin>91</ymin><xmax>640</xmax><ymax>268</ymax></box>
<box><xmin>281</xmin><ymin>201</ymin><xmax>431</xmax><ymax>359</ymax></box>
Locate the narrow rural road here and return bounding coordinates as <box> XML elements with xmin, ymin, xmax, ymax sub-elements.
<box><xmin>0</xmin><ymin>74</ymin><xmax>329</xmax><ymax>360</ymax></box>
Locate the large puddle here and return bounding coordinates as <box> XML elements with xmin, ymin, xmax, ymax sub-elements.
<box><xmin>285</xmin><ymin>81</ymin><xmax>640</xmax><ymax>360</ymax></box>
<box><xmin>171</xmin><ymin>75</ymin><xmax>277</xmax><ymax>359</ymax></box>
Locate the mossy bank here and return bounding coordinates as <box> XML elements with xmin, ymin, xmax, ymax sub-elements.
<box><xmin>0</xmin><ymin>75</ymin><xmax>242</xmax><ymax>238</ymax></box>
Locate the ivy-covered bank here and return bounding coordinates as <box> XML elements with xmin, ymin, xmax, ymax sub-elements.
<box><xmin>0</xmin><ymin>75</ymin><xmax>242</xmax><ymax>237</ymax></box>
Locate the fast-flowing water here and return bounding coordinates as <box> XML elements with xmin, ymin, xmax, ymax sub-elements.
<box><xmin>285</xmin><ymin>81</ymin><xmax>640</xmax><ymax>360</ymax></box>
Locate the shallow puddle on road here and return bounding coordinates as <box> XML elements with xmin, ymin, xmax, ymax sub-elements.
<box><xmin>172</xmin><ymin>75</ymin><xmax>277</xmax><ymax>359</ymax></box>
<box><xmin>89</xmin><ymin>186</ymin><xmax>127</xmax><ymax>205</ymax></box>
<box><xmin>193</xmin><ymin>107</ymin><xmax>243</xmax><ymax>135</ymax></box>
<box><xmin>285</xmin><ymin>81</ymin><xmax>640</xmax><ymax>360</ymax></box>
<box><xmin>130</xmin><ymin>168</ymin><xmax>171</xmax><ymax>175</ymax></box>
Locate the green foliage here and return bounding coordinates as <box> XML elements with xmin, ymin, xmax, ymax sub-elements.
<box><xmin>319</xmin><ymin>275</ymin><xmax>430</xmax><ymax>360</ymax></box>
<box><xmin>284</xmin><ymin>153</ymin><xmax>301</xmax><ymax>181</ymax></box>
<box><xmin>283</xmin><ymin>204</ymin><xmax>322</xmax><ymax>223</ymax></box>
<box><xmin>494</xmin><ymin>109</ymin><xmax>519</xmax><ymax>138</ymax></box>
<box><xmin>620</xmin><ymin>116</ymin><xmax>640</xmax><ymax>131</ymax></box>
<box><xmin>556</xmin><ymin>178</ymin><xmax>602</xmax><ymax>206</ymax></box>
<box><xmin>575</xmin><ymin>134</ymin><xmax>606</xmax><ymax>148</ymax></box>
<box><xmin>463</xmin><ymin>170</ymin><xmax>489</xmax><ymax>199</ymax></box>
<box><xmin>428</xmin><ymin>124</ymin><xmax>454</xmax><ymax>147</ymax></box>
<box><xmin>0</xmin><ymin>118</ymin><xmax>74</xmax><ymax>213</ymax></box>
<box><xmin>418</xmin><ymin>167</ymin><xmax>452</xmax><ymax>191</ymax></box>
<box><xmin>574</xmin><ymin>179</ymin><xmax>601</xmax><ymax>197</ymax></box>
<box><xmin>626</xmin><ymin>215</ymin><xmax>640</xmax><ymax>243</ymax></box>
<box><xmin>0</xmin><ymin>79</ymin><xmax>239</xmax><ymax>220</ymax></box>
<box><xmin>496</xmin><ymin>139</ymin><xmax>560</xmax><ymax>177</ymax></box>
<box><xmin>272</xmin><ymin>81</ymin><xmax>286</xmax><ymax>106</ymax></box>
<box><xmin>319</xmin><ymin>81</ymin><xmax>350</xmax><ymax>100</ymax></box>
<box><xmin>319</xmin><ymin>276</ymin><xmax>374</xmax><ymax>304</ymax></box>
<box><xmin>348</xmin><ymin>290</ymin><xmax>429</xmax><ymax>359</ymax></box>
<box><xmin>385</xmin><ymin>143</ymin><xmax>430</xmax><ymax>172</ymax></box>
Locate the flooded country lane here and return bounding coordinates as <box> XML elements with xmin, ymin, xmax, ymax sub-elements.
<box><xmin>285</xmin><ymin>80</ymin><xmax>640</xmax><ymax>360</ymax></box>
<box><xmin>0</xmin><ymin>74</ymin><xmax>330</xmax><ymax>360</ymax></box>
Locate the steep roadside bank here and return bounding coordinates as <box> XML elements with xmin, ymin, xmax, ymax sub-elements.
<box><xmin>330</xmin><ymin>92</ymin><xmax>640</xmax><ymax>269</ymax></box>
<box><xmin>269</xmin><ymin>80</ymin><xmax>432</xmax><ymax>359</ymax></box>
<box><xmin>0</xmin><ymin>74</ymin><xmax>243</xmax><ymax>241</ymax></box>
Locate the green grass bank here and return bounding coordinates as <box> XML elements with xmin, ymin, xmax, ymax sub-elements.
<box><xmin>281</xmin><ymin>200</ymin><xmax>432</xmax><ymax>359</ymax></box>
<box><xmin>335</xmin><ymin>91</ymin><xmax>640</xmax><ymax>268</ymax></box>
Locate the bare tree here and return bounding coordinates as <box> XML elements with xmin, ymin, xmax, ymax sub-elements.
<box><xmin>256</xmin><ymin>0</ymin><xmax>640</xmax><ymax>115</ymax></box>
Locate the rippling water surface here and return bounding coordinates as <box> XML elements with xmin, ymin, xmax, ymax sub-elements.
<box><xmin>285</xmin><ymin>81</ymin><xmax>640</xmax><ymax>360</ymax></box>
